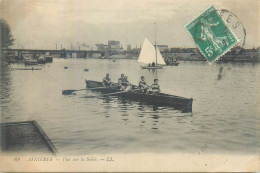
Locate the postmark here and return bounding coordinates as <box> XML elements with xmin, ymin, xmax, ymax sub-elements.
<box><xmin>185</xmin><ymin>5</ymin><xmax>240</xmax><ymax>63</ymax></box>
<box><xmin>218</xmin><ymin>9</ymin><xmax>246</xmax><ymax>53</ymax></box>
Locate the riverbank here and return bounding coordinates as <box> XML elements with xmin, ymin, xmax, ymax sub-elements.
<box><xmin>162</xmin><ymin>52</ymin><xmax>260</xmax><ymax>62</ymax></box>
<box><xmin>2</xmin><ymin>52</ymin><xmax>260</xmax><ymax>63</ymax></box>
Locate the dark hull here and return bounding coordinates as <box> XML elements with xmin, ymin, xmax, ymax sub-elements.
<box><xmin>166</xmin><ymin>62</ymin><xmax>179</xmax><ymax>66</ymax></box>
<box><xmin>119</xmin><ymin>91</ymin><xmax>192</xmax><ymax>112</ymax></box>
<box><xmin>45</xmin><ymin>56</ymin><xmax>53</xmax><ymax>63</ymax></box>
<box><xmin>141</xmin><ymin>66</ymin><xmax>163</xmax><ymax>69</ymax></box>
<box><xmin>86</xmin><ymin>80</ymin><xmax>120</xmax><ymax>93</ymax></box>
<box><xmin>85</xmin><ymin>80</ymin><xmax>192</xmax><ymax>113</ymax></box>
<box><xmin>24</xmin><ymin>60</ymin><xmax>38</xmax><ymax>65</ymax></box>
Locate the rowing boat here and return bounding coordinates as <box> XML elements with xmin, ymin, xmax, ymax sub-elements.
<box><xmin>85</xmin><ymin>80</ymin><xmax>193</xmax><ymax>113</ymax></box>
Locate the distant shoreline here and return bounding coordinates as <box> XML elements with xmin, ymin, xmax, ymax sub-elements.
<box><xmin>2</xmin><ymin>50</ymin><xmax>260</xmax><ymax>63</ymax></box>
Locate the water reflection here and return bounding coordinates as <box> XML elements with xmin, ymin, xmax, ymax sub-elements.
<box><xmin>98</xmin><ymin>94</ymin><xmax>193</xmax><ymax>131</ymax></box>
<box><xmin>0</xmin><ymin>62</ymin><xmax>12</xmax><ymax>120</ymax></box>
<box><xmin>0</xmin><ymin>63</ymin><xmax>11</xmax><ymax>101</ymax></box>
<box><xmin>81</xmin><ymin>92</ymin><xmax>191</xmax><ymax>131</ymax></box>
<box><xmin>150</xmin><ymin>114</ymin><xmax>160</xmax><ymax>120</ymax></box>
<box><xmin>103</xmin><ymin>96</ymin><xmax>112</xmax><ymax>103</ymax></box>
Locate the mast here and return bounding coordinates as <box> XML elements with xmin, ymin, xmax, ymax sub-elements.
<box><xmin>154</xmin><ymin>23</ymin><xmax>157</xmax><ymax>67</ymax></box>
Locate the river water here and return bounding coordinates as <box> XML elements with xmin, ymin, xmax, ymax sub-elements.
<box><xmin>1</xmin><ymin>58</ymin><xmax>259</xmax><ymax>155</ymax></box>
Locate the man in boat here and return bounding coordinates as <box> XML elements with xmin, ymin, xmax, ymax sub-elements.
<box><xmin>138</xmin><ymin>76</ymin><xmax>149</xmax><ymax>93</ymax></box>
<box><xmin>103</xmin><ymin>73</ymin><xmax>112</xmax><ymax>86</ymax></box>
<box><xmin>152</xmin><ymin>61</ymin><xmax>155</xmax><ymax>67</ymax></box>
<box><xmin>121</xmin><ymin>76</ymin><xmax>132</xmax><ymax>91</ymax></box>
<box><xmin>150</xmin><ymin>79</ymin><xmax>160</xmax><ymax>94</ymax></box>
<box><xmin>118</xmin><ymin>73</ymin><xmax>125</xmax><ymax>85</ymax></box>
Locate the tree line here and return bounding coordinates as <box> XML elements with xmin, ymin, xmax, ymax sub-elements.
<box><xmin>0</xmin><ymin>18</ymin><xmax>14</xmax><ymax>50</ymax></box>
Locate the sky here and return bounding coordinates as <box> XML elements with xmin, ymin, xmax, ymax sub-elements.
<box><xmin>0</xmin><ymin>0</ymin><xmax>259</xmax><ymax>50</ymax></box>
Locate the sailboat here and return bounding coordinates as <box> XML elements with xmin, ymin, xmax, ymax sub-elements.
<box><xmin>138</xmin><ymin>38</ymin><xmax>166</xmax><ymax>69</ymax></box>
<box><xmin>138</xmin><ymin>24</ymin><xmax>166</xmax><ymax>69</ymax></box>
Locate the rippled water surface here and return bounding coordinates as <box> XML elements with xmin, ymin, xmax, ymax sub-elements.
<box><xmin>1</xmin><ymin>58</ymin><xmax>259</xmax><ymax>155</ymax></box>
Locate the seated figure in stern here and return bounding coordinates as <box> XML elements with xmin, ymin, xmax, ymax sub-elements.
<box><xmin>103</xmin><ymin>73</ymin><xmax>112</xmax><ymax>86</ymax></box>
<box><xmin>138</xmin><ymin>76</ymin><xmax>149</xmax><ymax>93</ymax></box>
<box><xmin>152</xmin><ymin>61</ymin><xmax>155</xmax><ymax>67</ymax></box>
<box><xmin>150</xmin><ymin>79</ymin><xmax>160</xmax><ymax>94</ymax></box>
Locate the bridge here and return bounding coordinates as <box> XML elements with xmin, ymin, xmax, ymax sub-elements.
<box><xmin>3</xmin><ymin>49</ymin><xmax>105</xmax><ymax>58</ymax></box>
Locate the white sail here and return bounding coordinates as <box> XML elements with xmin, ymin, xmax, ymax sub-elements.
<box><xmin>155</xmin><ymin>46</ymin><xmax>166</xmax><ymax>65</ymax></box>
<box><xmin>138</xmin><ymin>37</ymin><xmax>166</xmax><ymax>65</ymax></box>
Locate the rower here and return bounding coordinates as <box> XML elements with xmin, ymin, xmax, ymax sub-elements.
<box><xmin>103</xmin><ymin>73</ymin><xmax>112</xmax><ymax>86</ymax></box>
<box><xmin>150</xmin><ymin>79</ymin><xmax>160</xmax><ymax>94</ymax></box>
<box><xmin>118</xmin><ymin>73</ymin><xmax>125</xmax><ymax>85</ymax></box>
<box><xmin>121</xmin><ymin>76</ymin><xmax>131</xmax><ymax>90</ymax></box>
<box><xmin>138</xmin><ymin>76</ymin><xmax>149</xmax><ymax>93</ymax></box>
<box><xmin>152</xmin><ymin>61</ymin><xmax>155</xmax><ymax>67</ymax></box>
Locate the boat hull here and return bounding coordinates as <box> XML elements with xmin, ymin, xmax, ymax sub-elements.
<box><xmin>166</xmin><ymin>62</ymin><xmax>179</xmax><ymax>66</ymax></box>
<box><xmin>118</xmin><ymin>91</ymin><xmax>192</xmax><ymax>112</ymax></box>
<box><xmin>24</xmin><ymin>59</ymin><xmax>38</xmax><ymax>65</ymax></box>
<box><xmin>86</xmin><ymin>80</ymin><xmax>120</xmax><ymax>94</ymax></box>
<box><xmin>45</xmin><ymin>56</ymin><xmax>53</xmax><ymax>63</ymax></box>
<box><xmin>141</xmin><ymin>66</ymin><xmax>163</xmax><ymax>69</ymax></box>
<box><xmin>86</xmin><ymin>80</ymin><xmax>193</xmax><ymax>113</ymax></box>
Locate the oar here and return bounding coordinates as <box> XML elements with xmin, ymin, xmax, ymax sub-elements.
<box><xmin>62</xmin><ymin>89</ymin><xmax>87</xmax><ymax>95</ymax></box>
<box><xmin>62</xmin><ymin>86</ymin><xmax>118</xmax><ymax>95</ymax></box>
<box><xmin>103</xmin><ymin>89</ymin><xmax>139</xmax><ymax>96</ymax></box>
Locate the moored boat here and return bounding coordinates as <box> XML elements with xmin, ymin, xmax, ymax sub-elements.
<box><xmin>45</xmin><ymin>56</ymin><xmax>53</xmax><ymax>63</ymax></box>
<box><xmin>38</xmin><ymin>56</ymin><xmax>46</xmax><ymax>64</ymax></box>
<box><xmin>24</xmin><ymin>58</ymin><xmax>38</xmax><ymax>65</ymax></box>
<box><xmin>166</xmin><ymin>62</ymin><xmax>179</xmax><ymax>66</ymax></box>
<box><xmin>165</xmin><ymin>57</ymin><xmax>180</xmax><ymax>66</ymax></box>
<box><xmin>85</xmin><ymin>80</ymin><xmax>193</xmax><ymax>113</ymax></box>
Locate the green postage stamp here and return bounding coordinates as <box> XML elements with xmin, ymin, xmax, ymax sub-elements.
<box><xmin>185</xmin><ymin>5</ymin><xmax>239</xmax><ymax>63</ymax></box>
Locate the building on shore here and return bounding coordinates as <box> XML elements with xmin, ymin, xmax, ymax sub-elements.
<box><xmin>96</xmin><ymin>44</ymin><xmax>107</xmax><ymax>51</ymax></box>
<box><xmin>127</xmin><ymin>44</ymin><xmax>131</xmax><ymax>52</ymax></box>
<box><xmin>108</xmin><ymin>40</ymin><xmax>121</xmax><ymax>53</ymax></box>
<box><xmin>157</xmin><ymin>45</ymin><xmax>168</xmax><ymax>52</ymax></box>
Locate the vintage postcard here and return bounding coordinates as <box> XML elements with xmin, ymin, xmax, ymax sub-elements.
<box><xmin>0</xmin><ymin>0</ymin><xmax>259</xmax><ymax>172</ymax></box>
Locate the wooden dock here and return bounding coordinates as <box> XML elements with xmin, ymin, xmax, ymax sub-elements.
<box><xmin>0</xmin><ymin>121</ymin><xmax>57</xmax><ymax>154</ymax></box>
